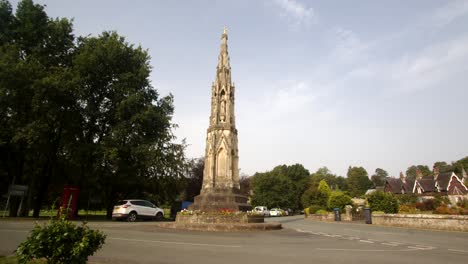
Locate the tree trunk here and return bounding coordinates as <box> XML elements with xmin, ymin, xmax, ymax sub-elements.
<box><xmin>33</xmin><ymin>159</ymin><xmax>52</xmax><ymax>218</ymax></box>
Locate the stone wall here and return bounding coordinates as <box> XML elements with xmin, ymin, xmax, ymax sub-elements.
<box><xmin>372</xmin><ymin>214</ymin><xmax>468</xmax><ymax>232</ymax></box>
<box><xmin>176</xmin><ymin>213</ymin><xmax>264</xmax><ymax>224</ymax></box>
<box><xmin>305</xmin><ymin>213</ymin><xmax>335</xmax><ymax>222</ymax></box>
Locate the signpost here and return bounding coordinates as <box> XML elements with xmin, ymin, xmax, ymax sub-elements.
<box><xmin>2</xmin><ymin>184</ymin><xmax>28</xmax><ymax>218</ymax></box>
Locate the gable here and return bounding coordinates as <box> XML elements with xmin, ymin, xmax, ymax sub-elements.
<box><xmin>447</xmin><ymin>175</ymin><xmax>468</xmax><ymax>195</ymax></box>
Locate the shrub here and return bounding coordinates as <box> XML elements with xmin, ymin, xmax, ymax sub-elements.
<box><xmin>315</xmin><ymin>209</ymin><xmax>328</xmax><ymax>215</ymax></box>
<box><xmin>456</xmin><ymin>198</ymin><xmax>468</xmax><ymax>209</ymax></box>
<box><xmin>458</xmin><ymin>207</ymin><xmax>468</xmax><ymax>215</ymax></box>
<box><xmin>396</xmin><ymin>194</ymin><xmax>418</xmax><ymax>205</ymax></box>
<box><xmin>398</xmin><ymin>205</ymin><xmax>420</xmax><ymax>214</ymax></box>
<box><xmin>366</xmin><ymin>191</ymin><xmax>399</xmax><ymax>213</ymax></box>
<box><xmin>308</xmin><ymin>205</ymin><xmax>324</xmax><ymax>214</ymax></box>
<box><xmin>327</xmin><ymin>191</ymin><xmax>353</xmax><ymax>211</ymax></box>
<box><xmin>414</xmin><ymin>199</ymin><xmax>437</xmax><ymax>211</ymax></box>
<box><xmin>304</xmin><ymin>207</ymin><xmax>310</xmax><ymax>216</ymax></box>
<box><xmin>433</xmin><ymin>194</ymin><xmax>450</xmax><ymax>207</ymax></box>
<box><xmin>433</xmin><ymin>205</ymin><xmax>457</xmax><ymax>215</ymax></box>
<box><xmin>16</xmin><ymin>216</ymin><xmax>106</xmax><ymax>264</ymax></box>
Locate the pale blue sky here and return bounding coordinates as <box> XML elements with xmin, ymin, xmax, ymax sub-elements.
<box><xmin>14</xmin><ymin>0</ymin><xmax>468</xmax><ymax>177</ymax></box>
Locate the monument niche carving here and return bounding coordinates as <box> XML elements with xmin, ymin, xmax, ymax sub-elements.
<box><xmin>189</xmin><ymin>28</ymin><xmax>251</xmax><ymax>212</ymax></box>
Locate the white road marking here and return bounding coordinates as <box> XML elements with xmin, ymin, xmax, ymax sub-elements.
<box><xmin>407</xmin><ymin>246</ymin><xmax>435</xmax><ymax>250</ymax></box>
<box><xmin>448</xmin><ymin>249</ymin><xmax>468</xmax><ymax>253</ymax></box>
<box><xmin>381</xmin><ymin>243</ymin><xmax>399</xmax><ymax>246</ymax></box>
<box><xmin>316</xmin><ymin>248</ymin><xmax>420</xmax><ymax>252</ymax></box>
<box><xmin>109</xmin><ymin>237</ymin><xmax>242</xmax><ymax>248</ymax></box>
<box><xmin>359</xmin><ymin>240</ymin><xmax>374</xmax><ymax>243</ymax></box>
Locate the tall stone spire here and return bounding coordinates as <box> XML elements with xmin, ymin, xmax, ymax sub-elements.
<box><xmin>190</xmin><ymin>28</ymin><xmax>250</xmax><ymax>212</ymax></box>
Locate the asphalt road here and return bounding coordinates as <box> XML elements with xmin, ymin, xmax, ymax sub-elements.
<box><xmin>1</xmin><ymin>215</ymin><xmax>467</xmax><ymax>264</ymax></box>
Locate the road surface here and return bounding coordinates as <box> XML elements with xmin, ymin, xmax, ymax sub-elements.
<box><xmin>1</xmin><ymin>215</ymin><xmax>467</xmax><ymax>263</ymax></box>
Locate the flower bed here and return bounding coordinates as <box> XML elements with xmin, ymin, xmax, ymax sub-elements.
<box><xmin>176</xmin><ymin>211</ymin><xmax>264</xmax><ymax>224</ymax></box>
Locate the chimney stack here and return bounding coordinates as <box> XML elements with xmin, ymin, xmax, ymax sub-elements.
<box><xmin>433</xmin><ymin>165</ymin><xmax>440</xmax><ymax>180</ymax></box>
<box><xmin>399</xmin><ymin>171</ymin><xmax>406</xmax><ymax>183</ymax></box>
<box><xmin>416</xmin><ymin>168</ymin><xmax>423</xmax><ymax>179</ymax></box>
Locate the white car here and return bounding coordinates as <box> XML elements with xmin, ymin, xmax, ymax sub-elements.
<box><xmin>253</xmin><ymin>206</ymin><xmax>270</xmax><ymax>217</ymax></box>
<box><xmin>112</xmin><ymin>199</ymin><xmax>164</xmax><ymax>222</ymax></box>
<box><xmin>269</xmin><ymin>208</ymin><xmax>282</xmax><ymax>217</ymax></box>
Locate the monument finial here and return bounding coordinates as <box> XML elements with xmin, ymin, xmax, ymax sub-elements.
<box><xmin>223</xmin><ymin>25</ymin><xmax>227</xmax><ymax>35</ymax></box>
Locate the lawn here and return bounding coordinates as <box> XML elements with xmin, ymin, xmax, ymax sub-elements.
<box><xmin>1</xmin><ymin>208</ymin><xmax>172</xmax><ymax>220</ymax></box>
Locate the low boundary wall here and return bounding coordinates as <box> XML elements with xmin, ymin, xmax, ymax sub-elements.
<box><xmin>305</xmin><ymin>213</ymin><xmax>335</xmax><ymax>222</ymax></box>
<box><xmin>372</xmin><ymin>214</ymin><xmax>468</xmax><ymax>232</ymax></box>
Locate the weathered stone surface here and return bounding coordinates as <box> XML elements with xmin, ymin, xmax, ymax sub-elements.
<box><xmin>372</xmin><ymin>214</ymin><xmax>468</xmax><ymax>232</ymax></box>
<box><xmin>305</xmin><ymin>213</ymin><xmax>335</xmax><ymax>222</ymax></box>
<box><xmin>190</xmin><ymin>191</ymin><xmax>251</xmax><ymax>212</ymax></box>
<box><xmin>176</xmin><ymin>213</ymin><xmax>264</xmax><ymax>224</ymax></box>
<box><xmin>157</xmin><ymin>222</ymin><xmax>281</xmax><ymax>232</ymax></box>
<box><xmin>188</xmin><ymin>28</ymin><xmax>251</xmax><ymax>212</ymax></box>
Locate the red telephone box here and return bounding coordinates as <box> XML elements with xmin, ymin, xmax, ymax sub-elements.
<box><xmin>60</xmin><ymin>185</ymin><xmax>80</xmax><ymax>219</ymax></box>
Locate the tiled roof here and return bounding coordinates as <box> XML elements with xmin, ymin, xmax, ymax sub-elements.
<box><xmin>402</xmin><ymin>179</ymin><xmax>414</xmax><ymax>193</ymax></box>
<box><xmin>435</xmin><ymin>172</ymin><xmax>451</xmax><ymax>191</ymax></box>
<box><xmin>385</xmin><ymin>177</ymin><xmax>402</xmax><ymax>194</ymax></box>
<box><xmin>417</xmin><ymin>176</ymin><xmax>435</xmax><ymax>192</ymax></box>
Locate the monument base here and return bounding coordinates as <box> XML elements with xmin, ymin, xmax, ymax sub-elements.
<box><xmin>189</xmin><ymin>191</ymin><xmax>252</xmax><ymax>212</ymax></box>
<box><xmin>165</xmin><ymin>212</ymin><xmax>281</xmax><ymax>232</ymax></box>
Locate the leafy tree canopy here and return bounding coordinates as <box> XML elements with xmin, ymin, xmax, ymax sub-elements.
<box><xmin>370</xmin><ymin>168</ymin><xmax>388</xmax><ymax>187</ymax></box>
<box><xmin>0</xmin><ymin>0</ymin><xmax>186</xmax><ymax>218</ymax></box>
<box><xmin>405</xmin><ymin>165</ymin><xmax>431</xmax><ymax>181</ymax></box>
<box><xmin>347</xmin><ymin>166</ymin><xmax>372</xmax><ymax>198</ymax></box>
<box><xmin>251</xmin><ymin>164</ymin><xmax>309</xmax><ymax>210</ymax></box>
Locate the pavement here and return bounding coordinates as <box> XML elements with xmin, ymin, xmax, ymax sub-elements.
<box><xmin>1</xmin><ymin>215</ymin><xmax>467</xmax><ymax>263</ymax></box>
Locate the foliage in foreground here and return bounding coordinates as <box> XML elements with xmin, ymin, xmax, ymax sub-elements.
<box><xmin>16</xmin><ymin>216</ymin><xmax>106</xmax><ymax>264</ymax></box>
<box><xmin>366</xmin><ymin>191</ymin><xmax>399</xmax><ymax>213</ymax></box>
<box><xmin>327</xmin><ymin>191</ymin><xmax>353</xmax><ymax>211</ymax></box>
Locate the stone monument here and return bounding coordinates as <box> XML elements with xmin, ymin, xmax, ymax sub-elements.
<box><xmin>189</xmin><ymin>27</ymin><xmax>251</xmax><ymax>212</ymax></box>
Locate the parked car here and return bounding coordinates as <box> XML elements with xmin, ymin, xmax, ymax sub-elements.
<box><xmin>284</xmin><ymin>208</ymin><xmax>293</xmax><ymax>216</ymax></box>
<box><xmin>112</xmin><ymin>199</ymin><xmax>164</xmax><ymax>222</ymax></box>
<box><xmin>253</xmin><ymin>206</ymin><xmax>270</xmax><ymax>217</ymax></box>
<box><xmin>269</xmin><ymin>208</ymin><xmax>282</xmax><ymax>217</ymax></box>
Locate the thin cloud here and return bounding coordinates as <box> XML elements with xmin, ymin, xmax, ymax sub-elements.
<box><xmin>331</xmin><ymin>27</ymin><xmax>368</xmax><ymax>63</ymax></box>
<box><xmin>273</xmin><ymin>0</ymin><xmax>317</xmax><ymax>28</ymax></box>
<box><xmin>433</xmin><ymin>0</ymin><xmax>468</xmax><ymax>28</ymax></box>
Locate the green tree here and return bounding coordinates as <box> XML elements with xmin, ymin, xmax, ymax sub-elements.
<box><xmin>239</xmin><ymin>174</ymin><xmax>251</xmax><ymax>197</ymax></box>
<box><xmin>0</xmin><ymin>0</ymin><xmax>186</xmax><ymax>218</ymax></box>
<box><xmin>73</xmin><ymin>31</ymin><xmax>187</xmax><ymax>217</ymax></box>
<box><xmin>433</xmin><ymin>161</ymin><xmax>453</xmax><ymax>173</ymax></box>
<box><xmin>367</xmin><ymin>191</ymin><xmax>399</xmax><ymax>213</ymax></box>
<box><xmin>347</xmin><ymin>166</ymin><xmax>372</xmax><ymax>197</ymax></box>
<box><xmin>370</xmin><ymin>168</ymin><xmax>388</xmax><ymax>187</ymax></box>
<box><xmin>183</xmin><ymin>157</ymin><xmax>204</xmax><ymax>202</ymax></box>
<box><xmin>250</xmin><ymin>172</ymin><xmax>296</xmax><ymax>209</ymax></box>
<box><xmin>310</xmin><ymin>167</ymin><xmax>347</xmax><ymax>191</ymax></box>
<box><xmin>452</xmin><ymin>156</ymin><xmax>468</xmax><ymax>175</ymax></box>
<box><xmin>301</xmin><ymin>179</ymin><xmax>330</xmax><ymax>209</ymax></box>
<box><xmin>328</xmin><ymin>191</ymin><xmax>352</xmax><ymax>211</ymax></box>
<box><xmin>251</xmin><ymin>164</ymin><xmax>309</xmax><ymax>210</ymax></box>
<box><xmin>0</xmin><ymin>0</ymin><xmax>77</xmax><ymax>217</ymax></box>
<box><xmin>406</xmin><ymin>165</ymin><xmax>431</xmax><ymax>181</ymax></box>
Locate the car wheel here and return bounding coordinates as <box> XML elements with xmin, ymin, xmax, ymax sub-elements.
<box><xmin>127</xmin><ymin>211</ymin><xmax>137</xmax><ymax>222</ymax></box>
<box><xmin>155</xmin><ymin>212</ymin><xmax>163</xmax><ymax>221</ymax></box>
